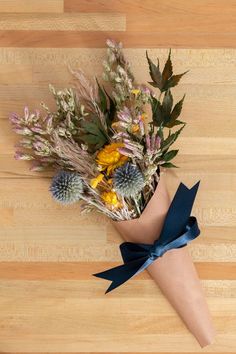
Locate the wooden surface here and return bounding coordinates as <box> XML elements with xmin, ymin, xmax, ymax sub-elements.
<box><xmin>0</xmin><ymin>0</ymin><xmax>236</xmax><ymax>352</ymax></box>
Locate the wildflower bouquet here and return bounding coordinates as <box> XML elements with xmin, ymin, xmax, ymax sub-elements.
<box><xmin>10</xmin><ymin>40</ymin><xmax>186</xmax><ymax>220</ymax></box>
<box><xmin>10</xmin><ymin>40</ymin><xmax>215</xmax><ymax>347</ymax></box>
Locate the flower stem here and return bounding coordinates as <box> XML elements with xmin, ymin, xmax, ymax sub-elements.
<box><xmin>133</xmin><ymin>196</ymin><xmax>141</xmax><ymax>216</ymax></box>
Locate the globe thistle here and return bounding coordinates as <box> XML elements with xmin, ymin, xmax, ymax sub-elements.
<box><xmin>50</xmin><ymin>170</ymin><xmax>84</xmax><ymax>204</ymax></box>
<box><xmin>113</xmin><ymin>162</ymin><xmax>144</xmax><ymax>197</ymax></box>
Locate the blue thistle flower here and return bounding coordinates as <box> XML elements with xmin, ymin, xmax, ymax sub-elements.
<box><xmin>114</xmin><ymin>162</ymin><xmax>144</xmax><ymax>197</ymax></box>
<box><xmin>50</xmin><ymin>171</ymin><xmax>84</xmax><ymax>205</ymax></box>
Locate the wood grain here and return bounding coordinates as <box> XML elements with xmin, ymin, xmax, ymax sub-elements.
<box><xmin>0</xmin><ymin>13</ymin><xmax>125</xmax><ymax>31</ymax></box>
<box><xmin>0</xmin><ymin>0</ymin><xmax>236</xmax><ymax>352</ymax></box>
<box><xmin>0</xmin><ymin>0</ymin><xmax>64</xmax><ymax>13</ymax></box>
<box><xmin>0</xmin><ymin>262</ymin><xmax>236</xmax><ymax>280</ymax></box>
<box><xmin>1</xmin><ymin>30</ymin><xmax>236</xmax><ymax>48</ymax></box>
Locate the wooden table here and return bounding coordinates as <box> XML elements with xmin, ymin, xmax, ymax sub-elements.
<box><xmin>0</xmin><ymin>0</ymin><xmax>235</xmax><ymax>352</ymax></box>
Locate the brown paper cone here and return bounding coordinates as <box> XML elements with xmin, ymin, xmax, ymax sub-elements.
<box><xmin>113</xmin><ymin>177</ymin><xmax>216</xmax><ymax>347</ymax></box>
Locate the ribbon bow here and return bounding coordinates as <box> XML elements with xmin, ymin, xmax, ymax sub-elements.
<box><xmin>94</xmin><ymin>181</ymin><xmax>200</xmax><ymax>293</ymax></box>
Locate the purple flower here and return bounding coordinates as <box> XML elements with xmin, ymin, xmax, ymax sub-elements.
<box><xmin>155</xmin><ymin>135</ymin><xmax>161</xmax><ymax>149</ymax></box>
<box><xmin>145</xmin><ymin>134</ymin><xmax>151</xmax><ymax>150</ymax></box>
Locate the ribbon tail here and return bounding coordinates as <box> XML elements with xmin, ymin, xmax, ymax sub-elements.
<box><xmin>93</xmin><ymin>256</ymin><xmax>149</xmax><ymax>294</ymax></box>
<box><xmin>159</xmin><ymin>181</ymin><xmax>200</xmax><ymax>244</ymax></box>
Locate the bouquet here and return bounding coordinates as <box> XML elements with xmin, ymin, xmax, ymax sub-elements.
<box><xmin>10</xmin><ymin>39</ymin><xmax>215</xmax><ymax>347</ymax></box>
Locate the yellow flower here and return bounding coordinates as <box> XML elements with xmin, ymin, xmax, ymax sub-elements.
<box><xmin>111</xmin><ymin>122</ymin><xmax>120</xmax><ymax>130</ymax></box>
<box><xmin>90</xmin><ymin>173</ymin><xmax>104</xmax><ymax>189</ymax></box>
<box><xmin>96</xmin><ymin>143</ymin><xmax>128</xmax><ymax>176</ymax></box>
<box><xmin>131</xmin><ymin>124</ymin><xmax>139</xmax><ymax>133</ymax></box>
<box><xmin>141</xmin><ymin>113</ymin><xmax>148</xmax><ymax>121</ymax></box>
<box><xmin>131</xmin><ymin>89</ymin><xmax>141</xmax><ymax>97</ymax></box>
<box><xmin>101</xmin><ymin>191</ymin><xmax>121</xmax><ymax>208</ymax></box>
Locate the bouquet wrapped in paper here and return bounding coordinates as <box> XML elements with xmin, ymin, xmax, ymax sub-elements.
<box><xmin>10</xmin><ymin>40</ymin><xmax>215</xmax><ymax>347</ymax></box>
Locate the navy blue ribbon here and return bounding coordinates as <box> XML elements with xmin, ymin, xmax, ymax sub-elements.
<box><xmin>94</xmin><ymin>181</ymin><xmax>200</xmax><ymax>293</ymax></box>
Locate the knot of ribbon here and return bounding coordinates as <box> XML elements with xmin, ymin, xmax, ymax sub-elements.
<box><xmin>94</xmin><ymin>181</ymin><xmax>200</xmax><ymax>293</ymax></box>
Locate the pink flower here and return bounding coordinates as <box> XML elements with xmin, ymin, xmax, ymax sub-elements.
<box><xmin>9</xmin><ymin>112</ymin><xmax>20</xmax><ymax>124</ymax></box>
<box><xmin>155</xmin><ymin>135</ymin><xmax>161</xmax><ymax>149</ymax></box>
<box><xmin>15</xmin><ymin>151</ymin><xmax>33</xmax><ymax>160</ymax></box>
<box><xmin>145</xmin><ymin>134</ymin><xmax>151</xmax><ymax>150</ymax></box>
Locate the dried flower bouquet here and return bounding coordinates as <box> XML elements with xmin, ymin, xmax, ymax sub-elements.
<box><xmin>10</xmin><ymin>39</ymin><xmax>186</xmax><ymax>220</ymax></box>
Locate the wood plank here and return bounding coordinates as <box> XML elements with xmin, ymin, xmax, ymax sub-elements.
<box><xmin>0</xmin><ymin>278</ymin><xmax>235</xmax><ymax>351</ymax></box>
<box><xmin>1</xmin><ymin>30</ymin><xmax>236</xmax><ymax>48</ymax></box>
<box><xmin>0</xmin><ymin>279</ymin><xmax>235</xmax><ymax>351</ymax></box>
<box><xmin>64</xmin><ymin>0</ymin><xmax>236</xmax><ymax>17</ymax></box>
<box><xmin>0</xmin><ymin>262</ymin><xmax>235</xmax><ymax>280</ymax></box>
<box><xmin>0</xmin><ymin>0</ymin><xmax>64</xmax><ymax>13</ymax></box>
<box><xmin>0</xmin><ymin>64</ymin><xmax>32</xmax><ymax>84</ymax></box>
<box><xmin>0</xmin><ymin>238</ymin><xmax>234</xmax><ymax>262</ymax></box>
<box><xmin>0</xmin><ymin>47</ymin><xmax>235</xmax><ymax>66</ymax></box>
<box><xmin>0</xmin><ymin>306</ymin><xmax>235</xmax><ymax>337</ymax></box>
<box><xmin>0</xmin><ymin>13</ymin><xmax>126</xmax><ymax>31</ymax></box>
<box><xmin>127</xmin><ymin>11</ymin><xmax>236</xmax><ymax>33</ymax></box>
<box><xmin>0</xmin><ymin>279</ymin><xmax>235</xmax><ymax>299</ymax></box>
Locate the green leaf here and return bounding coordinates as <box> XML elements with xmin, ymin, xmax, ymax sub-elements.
<box><xmin>81</xmin><ymin>121</ymin><xmax>100</xmax><ymax>135</ymax></box>
<box><xmin>96</xmin><ymin>78</ymin><xmax>107</xmax><ymax>114</ymax></box>
<box><xmin>162</xmin><ymin>89</ymin><xmax>173</xmax><ymax>125</ymax></box>
<box><xmin>161</xmin><ymin>49</ymin><xmax>173</xmax><ymax>88</ymax></box>
<box><xmin>165</xmin><ymin>94</ymin><xmax>185</xmax><ymax>128</ymax></box>
<box><xmin>80</xmin><ymin>134</ymin><xmax>101</xmax><ymax>144</ymax></box>
<box><xmin>166</xmin><ymin>119</ymin><xmax>185</xmax><ymax>128</ymax></box>
<box><xmin>151</xmin><ymin>96</ymin><xmax>163</xmax><ymax>126</ymax></box>
<box><xmin>171</xmin><ymin>94</ymin><xmax>185</xmax><ymax>119</ymax></box>
<box><xmin>163</xmin><ymin>149</ymin><xmax>179</xmax><ymax>161</ymax></box>
<box><xmin>161</xmin><ymin>162</ymin><xmax>178</xmax><ymax>168</ymax></box>
<box><xmin>162</xmin><ymin>71</ymin><xmax>188</xmax><ymax>91</ymax></box>
<box><xmin>94</xmin><ymin>141</ymin><xmax>106</xmax><ymax>150</ymax></box>
<box><xmin>103</xmin><ymin>88</ymin><xmax>116</xmax><ymax>128</ymax></box>
<box><xmin>161</xmin><ymin>125</ymin><xmax>184</xmax><ymax>152</ymax></box>
<box><xmin>157</xmin><ymin>125</ymin><xmax>164</xmax><ymax>140</ymax></box>
<box><xmin>146</xmin><ymin>51</ymin><xmax>162</xmax><ymax>90</ymax></box>
<box><xmin>80</xmin><ymin>114</ymin><xmax>108</xmax><ymax>151</ymax></box>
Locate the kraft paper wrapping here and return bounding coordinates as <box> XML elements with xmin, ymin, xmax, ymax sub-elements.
<box><xmin>113</xmin><ymin>177</ymin><xmax>215</xmax><ymax>347</ymax></box>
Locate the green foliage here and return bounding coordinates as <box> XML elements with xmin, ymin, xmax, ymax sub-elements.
<box><xmin>161</xmin><ymin>162</ymin><xmax>178</xmax><ymax>168</ymax></box>
<box><xmin>160</xmin><ymin>125</ymin><xmax>185</xmax><ymax>152</ymax></box>
<box><xmin>162</xmin><ymin>90</ymin><xmax>173</xmax><ymax>121</ymax></box>
<box><xmin>80</xmin><ymin>117</ymin><xmax>108</xmax><ymax>151</ymax></box>
<box><xmin>162</xmin><ymin>149</ymin><xmax>179</xmax><ymax>161</ymax></box>
<box><xmin>146</xmin><ymin>51</ymin><xmax>162</xmax><ymax>90</ymax></box>
<box><xmin>151</xmin><ymin>92</ymin><xmax>185</xmax><ymax>128</ymax></box>
<box><xmin>151</xmin><ymin>96</ymin><xmax>163</xmax><ymax>126</ymax></box>
<box><xmin>80</xmin><ymin>79</ymin><xmax>118</xmax><ymax>152</ymax></box>
<box><xmin>147</xmin><ymin>49</ymin><xmax>187</xmax><ymax>137</ymax></box>
<box><xmin>155</xmin><ymin>125</ymin><xmax>185</xmax><ymax>168</ymax></box>
<box><xmin>96</xmin><ymin>78</ymin><xmax>116</xmax><ymax>129</ymax></box>
<box><xmin>103</xmin><ymin>88</ymin><xmax>116</xmax><ymax>128</ymax></box>
<box><xmin>146</xmin><ymin>49</ymin><xmax>188</xmax><ymax>92</ymax></box>
<box><xmin>96</xmin><ymin>78</ymin><xmax>107</xmax><ymax>114</ymax></box>
<box><xmin>166</xmin><ymin>94</ymin><xmax>185</xmax><ymax>128</ymax></box>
